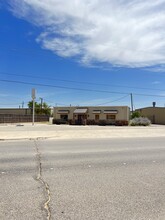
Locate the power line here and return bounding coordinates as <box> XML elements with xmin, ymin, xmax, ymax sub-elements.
<box><xmin>0</xmin><ymin>103</ymin><xmax>22</xmax><ymax>106</ymax></box>
<box><xmin>1</xmin><ymin>78</ymin><xmax>165</xmax><ymax>98</ymax></box>
<box><xmin>0</xmin><ymin>79</ymin><xmax>130</xmax><ymax>95</ymax></box>
<box><xmin>55</xmin><ymin>103</ymin><xmax>69</xmax><ymax>106</ymax></box>
<box><xmin>0</xmin><ymin>71</ymin><xmax>165</xmax><ymax>92</ymax></box>
<box><xmin>133</xmin><ymin>93</ymin><xmax>165</xmax><ymax>97</ymax></box>
<box><xmin>97</xmin><ymin>95</ymin><xmax>130</xmax><ymax>106</ymax></box>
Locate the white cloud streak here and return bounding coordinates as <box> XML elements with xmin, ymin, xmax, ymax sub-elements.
<box><xmin>9</xmin><ymin>0</ymin><xmax>165</xmax><ymax>68</ymax></box>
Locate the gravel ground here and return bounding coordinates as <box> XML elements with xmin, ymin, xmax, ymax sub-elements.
<box><xmin>0</xmin><ymin>123</ymin><xmax>165</xmax><ymax>140</ymax></box>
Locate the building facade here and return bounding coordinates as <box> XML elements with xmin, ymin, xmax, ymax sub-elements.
<box><xmin>53</xmin><ymin>106</ymin><xmax>130</xmax><ymax>125</ymax></box>
<box><xmin>136</xmin><ymin>107</ymin><xmax>165</xmax><ymax>125</ymax></box>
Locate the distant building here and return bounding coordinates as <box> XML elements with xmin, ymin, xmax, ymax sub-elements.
<box><xmin>53</xmin><ymin>106</ymin><xmax>130</xmax><ymax>125</ymax></box>
<box><xmin>136</xmin><ymin>107</ymin><xmax>165</xmax><ymax>125</ymax></box>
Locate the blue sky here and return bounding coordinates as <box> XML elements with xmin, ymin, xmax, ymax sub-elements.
<box><xmin>1</xmin><ymin>0</ymin><xmax>165</xmax><ymax>109</ymax></box>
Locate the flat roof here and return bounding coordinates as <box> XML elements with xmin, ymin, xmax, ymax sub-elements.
<box><xmin>54</xmin><ymin>106</ymin><xmax>129</xmax><ymax>108</ymax></box>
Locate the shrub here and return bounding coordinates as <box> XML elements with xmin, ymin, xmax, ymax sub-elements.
<box><xmin>98</xmin><ymin>120</ymin><xmax>116</xmax><ymax>126</ymax></box>
<box><xmin>98</xmin><ymin>120</ymin><xmax>107</xmax><ymax>126</ymax></box>
<box><xmin>86</xmin><ymin>120</ymin><xmax>97</xmax><ymax>125</ymax></box>
<box><xmin>53</xmin><ymin>119</ymin><xmax>68</xmax><ymax>124</ymax></box>
<box><xmin>131</xmin><ymin>111</ymin><xmax>141</xmax><ymax>119</ymax></box>
<box><xmin>115</xmin><ymin>120</ymin><xmax>129</xmax><ymax>126</ymax></box>
<box><xmin>129</xmin><ymin>117</ymin><xmax>151</xmax><ymax>126</ymax></box>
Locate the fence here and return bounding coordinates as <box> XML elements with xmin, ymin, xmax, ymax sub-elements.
<box><xmin>0</xmin><ymin>114</ymin><xmax>49</xmax><ymax>123</ymax></box>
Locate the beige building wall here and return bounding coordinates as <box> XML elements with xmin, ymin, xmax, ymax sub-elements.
<box><xmin>0</xmin><ymin>108</ymin><xmax>31</xmax><ymax>115</ymax></box>
<box><xmin>54</xmin><ymin>106</ymin><xmax>130</xmax><ymax>122</ymax></box>
<box><xmin>136</xmin><ymin>107</ymin><xmax>165</xmax><ymax>124</ymax></box>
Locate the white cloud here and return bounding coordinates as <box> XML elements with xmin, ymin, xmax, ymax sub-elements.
<box><xmin>9</xmin><ymin>0</ymin><xmax>165</xmax><ymax>68</ymax></box>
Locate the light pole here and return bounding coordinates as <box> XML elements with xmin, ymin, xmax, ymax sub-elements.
<box><xmin>32</xmin><ymin>89</ymin><xmax>36</xmax><ymax>126</ymax></box>
<box><xmin>130</xmin><ymin>93</ymin><xmax>134</xmax><ymax>114</ymax></box>
<box><xmin>40</xmin><ymin>97</ymin><xmax>43</xmax><ymax>114</ymax></box>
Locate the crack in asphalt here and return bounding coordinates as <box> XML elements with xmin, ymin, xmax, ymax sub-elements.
<box><xmin>34</xmin><ymin>140</ymin><xmax>51</xmax><ymax>220</ymax></box>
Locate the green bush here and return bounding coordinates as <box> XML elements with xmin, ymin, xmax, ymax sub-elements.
<box><xmin>131</xmin><ymin>111</ymin><xmax>141</xmax><ymax>119</ymax></box>
<box><xmin>53</xmin><ymin>119</ymin><xmax>68</xmax><ymax>124</ymax></box>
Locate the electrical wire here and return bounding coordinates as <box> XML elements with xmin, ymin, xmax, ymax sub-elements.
<box><xmin>1</xmin><ymin>78</ymin><xmax>165</xmax><ymax>98</ymax></box>
<box><xmin>0</xmin><ymin>79</ymin><xmax>130</xmax><ymax>95</ymax></box>
<box><xmin>0</xmin><ymin>71</ymin><xmax>165</xmax><ymax>92</ymax></box>
<box><xmin>97</xmin><ymin>94</ymin><xmax>130</xmax><ymax>106</ymax></box>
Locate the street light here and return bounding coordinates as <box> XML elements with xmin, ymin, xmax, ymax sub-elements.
<box><xmin>32</xmin><ymin>88</ymin><xmax>36</xmax><ymax>126</ymax></box>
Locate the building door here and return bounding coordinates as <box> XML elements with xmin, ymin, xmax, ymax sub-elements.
<box><xmin>77</xmin><ymin>114</ymin><xmax>87</xmax><ymax>125</ymax></box>
<box><xmin>95</xmin><ymin>114</ymin><xmax>100</xmax><ymax>121</ymax></box>
<box><xmin>77</xmin><ymin>115</ymin><xmax>83</xmax><ymax>125</ymax></box>
<box><xmin>60</xmin><ymin>114</ymin><xmax>68</xmax><ymax>121</ymax></box>
<box><xmin>106</xmin><ymin>115</ymin><xmax>116</xmax><ymax>124</ymax></box>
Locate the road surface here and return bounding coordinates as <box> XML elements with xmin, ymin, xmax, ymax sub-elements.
<box><xmin>0</xmin><ymin>137</ymin><xmax>165</xmax><ymax>220</ymax></box>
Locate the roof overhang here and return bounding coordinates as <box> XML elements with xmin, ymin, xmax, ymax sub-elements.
<box><xmin>74</xmin><ymin>108</ymin><xmax>88</xmax><ymax>114</ymax></box>
<box><xmin>103</xmin><ymin>110</ymin><xmax>118</xmax><ymax>114</ymax></box>
<box><xmin>92</xmin><ymin>110</ymin><xmax>101</xmax><ymax>114</ymax></box>
<box><xmin>57</xmin><ymin>110</ymin><xmax>69</xmax><ymax>114</ymax></box>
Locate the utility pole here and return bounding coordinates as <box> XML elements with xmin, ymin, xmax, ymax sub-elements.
<box><xmin>130</xmin><ymin>93</ymin><xmax>134</xmax><ymax>113</ymax></box>
<box><xmin>22</xmin><ymin>101</ymin><xmax>24</xmax><ymax>108</ymax></box>
<box><xmin>32</xmin><ymin>89</ymin><xmax>36</xmax><ymax>126</ymax></box>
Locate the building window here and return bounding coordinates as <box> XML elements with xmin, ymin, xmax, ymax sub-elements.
<box><xmin>95</xmin><ymin>114</ymin><xmax>100</xmax><ymax>120</ymax></box>
<box><xmin>106</xmin><ymin>115</ymin><xmax>116</xmax><ymax>120</ymax></box>
<box><xmin>60</xmin><ymin>115</ymin><xmax>68</xmax><ymax>121</ymax></box>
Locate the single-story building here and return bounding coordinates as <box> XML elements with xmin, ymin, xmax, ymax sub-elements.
<box><xmin>136</xmin><ymin>107</ymin><xmax>165</xmax><ymax>125</ymax></box>
<box><xmin>53</xmin><ymin>106</ymin><xmax>130</xmax><ymax>125</ymax></box>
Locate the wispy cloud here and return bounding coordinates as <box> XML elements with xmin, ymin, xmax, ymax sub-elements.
<box><xmin>9</xmin><ymin>0</ymin><xmax>165</xmax><ymax>68</ymax></box>
<box><xmin>0</xmin><ymin>93</ymin><xmax>10</xmax><ymax>97</ymax></box>
<box><xmin>146</xmin><ymin>65</ymin><xmax>165</xmax><ymax>73</ymax></box>
<box><xmin>151</xmin><ymin>81</ymin><xmax>161</xmax><ymax>85</ymax></box>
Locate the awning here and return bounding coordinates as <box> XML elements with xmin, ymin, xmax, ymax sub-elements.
<box><xmin>57</xmin><ymin>110</ymin><xmax>69</xmax><ymax>114</ymax></box>
<box><xmin>93</xmin><ymin>110</ymin><xmax>101</xmax><ymax>114</ymax></box>
<box><xmin>103</xmin><ymin>110</ymin><xmax>118</xmax><ymax>114</ymax></box>
<box><xmin>74</xmin><ymin>108</ymin><xmax>88</xmax><ymax>114</ymax></box>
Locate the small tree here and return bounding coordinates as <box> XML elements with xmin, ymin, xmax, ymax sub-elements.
<box><xmin>28</xmin><ymin>101</ymin><xmax>51</xmax><ymax>116</ymax></box>
<box><xmin>41</xmin><ymin>102</ymin><xmax>51</xmax><ymax>115</ymax></box>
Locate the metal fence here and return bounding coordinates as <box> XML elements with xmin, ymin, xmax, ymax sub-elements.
<box><xmin>0</xmin><ymin>114</ymin><xmax>49</xmax><ymax>123</ymax></box>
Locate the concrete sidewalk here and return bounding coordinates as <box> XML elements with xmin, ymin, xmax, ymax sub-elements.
<box><xmin>0</xmin><ymin>123</ymin><xmax>165</xmax><ymax>140</ymax></box>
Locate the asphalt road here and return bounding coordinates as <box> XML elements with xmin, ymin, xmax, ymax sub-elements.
<box><xmin>0</xmin><ymin>137</ymin><xmax>165</xmax><ymax>220</ymax></box>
